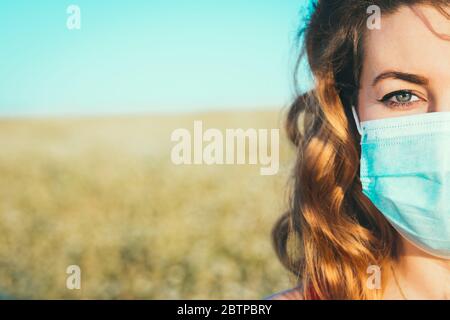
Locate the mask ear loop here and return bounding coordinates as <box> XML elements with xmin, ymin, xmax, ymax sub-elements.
<box><xmin>351</xmin><ymin>105</ymin><xmax>363</xmax><ymax>136</ymax></box>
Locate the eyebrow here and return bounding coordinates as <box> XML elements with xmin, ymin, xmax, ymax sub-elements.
<box><xmin>372</xmin><ymin>71</ymin><xmax>429</xmax><ymax>87</ymax></box>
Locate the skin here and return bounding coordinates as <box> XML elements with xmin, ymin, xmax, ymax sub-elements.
<box><xmin>357</xmin><ymin>5</ymin><xmax>450</xmax><ymax>299</ymax></box>
<box><xmin>358</xmin><ymin>5</ymin><xmax>450</xmax><ymax>120</ymax></box>
<box><xmin>271</xmin><ymin>4</ymin><xmax>450</xmax><ymax>300</ymax></box>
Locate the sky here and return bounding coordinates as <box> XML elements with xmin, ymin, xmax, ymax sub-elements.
<box><xmin>0</xmin><ymin>0</ymin><xmax>313</xmax><ymax>116</ymax></box>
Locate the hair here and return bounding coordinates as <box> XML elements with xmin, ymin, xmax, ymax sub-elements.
<box><xmin>272</xmin><ymin>0</ymin><xmax>450</xmax><ymax>300</ymax></box>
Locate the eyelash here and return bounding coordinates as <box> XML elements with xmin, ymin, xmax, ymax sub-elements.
<box><xmin>378</xmin><ymin>90</ymin><xmax>424</xmax><ymax>109</ymax></box>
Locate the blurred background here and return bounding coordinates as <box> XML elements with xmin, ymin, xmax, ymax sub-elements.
<box><xmin>0</xmin><ymin>0</ymin><xmax>313</xmax><ymax>299</ymax></box>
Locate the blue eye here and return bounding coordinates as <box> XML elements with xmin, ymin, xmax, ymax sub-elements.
<box><xmin>380</xmin><ymin>90</ymin><xmax>421</xmax><ymax>108</ymax></box>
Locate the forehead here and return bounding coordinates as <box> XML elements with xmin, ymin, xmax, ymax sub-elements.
<box><xmin>362</xmin><ymin>5</ymin><xmax>450</xmax><ymax>83</ymax></box>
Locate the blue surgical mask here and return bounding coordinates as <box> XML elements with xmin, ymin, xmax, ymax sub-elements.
<box><xmin>352</xmin><ymin>106</ymin><xmax>450</xmax><ymax>259</ymax></box>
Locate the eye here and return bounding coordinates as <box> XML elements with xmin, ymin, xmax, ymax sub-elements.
<box><xmin>379</xmin><ymin>90</ymin><xmax>423</xmax><ymax>109</ymax></box>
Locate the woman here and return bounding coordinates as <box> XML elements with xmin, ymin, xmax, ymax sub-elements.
<box><xmin>270</xmin><ymin>0</ymin><xmax>450</xmax><ymax>300</ymax></box>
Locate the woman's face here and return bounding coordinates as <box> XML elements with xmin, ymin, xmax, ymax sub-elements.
<box><xmin>357</xmin><ymin>5</ymin><xmax>450</xmax><ymax>122</ymax></box>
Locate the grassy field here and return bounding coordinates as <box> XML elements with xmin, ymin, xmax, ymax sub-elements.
<box><xmin>0</xmin><ymin>110</ymin><xmax>296</xmax><ymax>299</ymax></box>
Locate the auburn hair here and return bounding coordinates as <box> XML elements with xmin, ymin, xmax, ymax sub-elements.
<box><xmin>272</xmin><ymin>0</ymin><xmax>450</xmax><ymax>300</ymax></box>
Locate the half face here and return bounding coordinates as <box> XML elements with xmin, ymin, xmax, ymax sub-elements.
<box><xmin>357</xmin><ymin>4</ymin><xmax>450</xmax><ymax>122</ymax></box>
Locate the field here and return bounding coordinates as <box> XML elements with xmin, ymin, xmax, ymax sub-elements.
<box><xmin>0</xmin><ymin>110</ymin><xmax>296</xmax><ymax>299</ymax></box>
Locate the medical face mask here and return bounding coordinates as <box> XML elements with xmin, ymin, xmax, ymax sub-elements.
<box><xmin>351</xmin><ymin>107</ymin><xmax>450</xmax><ymax>259</ymax></box>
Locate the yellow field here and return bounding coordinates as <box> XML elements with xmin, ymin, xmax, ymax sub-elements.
<box><xmin>0</xmin><ymin>110</ymin><xmax>296</xmax><ymax>299</ymax></box>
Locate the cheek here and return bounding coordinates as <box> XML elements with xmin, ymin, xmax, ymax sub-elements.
<box><xmin>357</xmin><ymin>86</ymin><xmax>391</xmax><ymax>121</ymax></box>
<box><xmin>357</xmin><ymin>88</ymin><xmax>382</xmax><ymax>122</ymax></box>
<box><xmin>357</xmin><ymin>65</ymin><xmax>383</xmax><ymax>121</ymax></box>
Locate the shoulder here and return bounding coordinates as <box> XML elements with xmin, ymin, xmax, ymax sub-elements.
<box><xmin>263</xmin><ymin>287</ymin><xmax>304</xmax><ymax>300</ymax></box>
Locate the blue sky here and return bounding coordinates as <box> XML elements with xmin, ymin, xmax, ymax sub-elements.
<box><xmin>0</xmin><ymin>0</ymin><xmax>313</xmax><ymax>116</ymax></box>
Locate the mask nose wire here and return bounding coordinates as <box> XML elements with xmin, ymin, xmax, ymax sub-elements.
<box><xmin>351</xmin><ymin>105</ymin><xmax>363</xmax><ymax>136</ymax></box>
